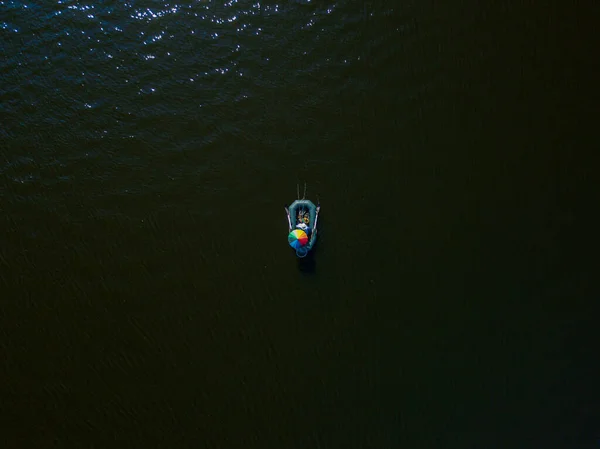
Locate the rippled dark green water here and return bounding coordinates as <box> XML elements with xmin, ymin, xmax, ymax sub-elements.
<box><xmin>1</xmin><ymin>0</ymin><xmax>597</xmax><ymax>447</ymax></box>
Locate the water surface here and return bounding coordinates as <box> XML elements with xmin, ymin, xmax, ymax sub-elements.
<box><xmin>1</xmin><ymin>1</ymin><xmax>597</xmax><ymax>447</ymax></box>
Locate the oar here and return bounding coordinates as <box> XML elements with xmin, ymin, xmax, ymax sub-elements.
<box><xmin>312</xmin><ymin>205</ymin><xmax>321</xmax><ymax>238</ymax></box>
<box><xmin>284</xmin><ymin>206</ymin><xmax>292</xmax><ymax>231</ymax></box>
<box><xmin>313</xmin><ymin>205</ymin><xmax>321</xmax><ymax>230</ymax></box>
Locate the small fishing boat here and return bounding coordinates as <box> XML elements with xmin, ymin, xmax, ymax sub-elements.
<box><xmin>285</xmin><ymin>185</ymin><xmax>320</xmax><ymax>258</ymax></box>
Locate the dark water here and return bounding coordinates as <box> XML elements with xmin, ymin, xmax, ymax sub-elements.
<box><xmin>1</xmin><ymin>0</ymin><xmax>597</xmax><ymax>447</ymax></box>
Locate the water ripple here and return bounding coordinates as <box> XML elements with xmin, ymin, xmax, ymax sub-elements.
<box><xmin>1</xmin><ymin>0</ymin><xmax>408</xmax><ymax>207</ymax></box>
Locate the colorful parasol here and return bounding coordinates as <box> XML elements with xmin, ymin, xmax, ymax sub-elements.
<box><xmin>288</xmin><ymin>229</ymin><xmax>308</xmax><ymax>249</ymax></box>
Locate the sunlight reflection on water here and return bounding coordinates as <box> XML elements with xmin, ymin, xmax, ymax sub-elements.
<box><xmin>2</xmin><ymin>0</ymin><xmax>395</xmax><ymax>165</ymax></box>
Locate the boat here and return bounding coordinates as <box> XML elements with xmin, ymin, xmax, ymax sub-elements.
<box><xmin>285</xmin><ymin>186</ymin><xmax>320</xmax><ymax>258</ymax></box>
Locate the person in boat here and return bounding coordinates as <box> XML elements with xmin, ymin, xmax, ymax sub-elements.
<box><xmin>295</xmin><ymin>214</ymin><xmax>311</xmax><ymax>237</ymax></box>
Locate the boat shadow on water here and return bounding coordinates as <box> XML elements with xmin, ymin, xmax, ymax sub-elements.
<box><xmin>297</xmin><ymin>243</ymin><xmax>317</xmax><ymax>274</ymax></box>
<box><xmin>296</xmin><ymin>215</ymin><xmax>322</xmax><ymax>275</ymax></box>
